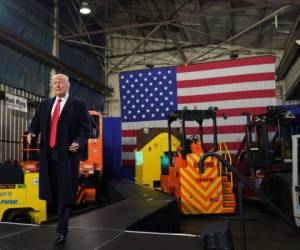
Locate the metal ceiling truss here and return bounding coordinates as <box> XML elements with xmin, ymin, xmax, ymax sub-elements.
<box><xmin>69</xmin><ymin>0</ymin><xmax>105</xmax><ymax>72</ymax></box>
<box><xmin>107</xmin><ymin>23</ymin><xmax>167</xmax><ymax>74</ymax></box>
<box><xmin>196</xmin><ymin>0</ymin><xmax>210</xmax><ymax>44</ymax></box>
<box><xmin>255</xmin><ymin>0</ymin><xmax>268</xmax><ymax>48</ymax></box>
<box><xmin>229</xmin><ymin>0</ymin><xmax>238</xmax><ymax>40</ymax></box>
<box><xmin>189</xmin><ymin>4</ymin><xmax>291</xmax><ymax>63</ymax></box>
<box><xmin>112</xmin><ymin>0</ymin><xmax>147</xmax><ymax>37</ymax></box>
<box><xmin>44</xmin><ymin>0</ymin><xmax>300</xmax><ymax>73</ymax></box>
<box><xmin>62</xmin><ymin>1</ymin><xmax>295</xmax><ymax>41</ymax></box>
<box><xmin>149</xmin><ymin>0</ymin><xmax>189</xmax><ymax>64</ymax></box>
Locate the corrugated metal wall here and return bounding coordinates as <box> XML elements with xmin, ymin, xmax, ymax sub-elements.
<box><xmin>285</xmin><ymin>55</ymin><xmax>300</xmax><ymax>92</ymax></box>
<box><xmin>0</xmin><ymin>83</ymin><xmax>43</xmax><ymax>163</ymax></box>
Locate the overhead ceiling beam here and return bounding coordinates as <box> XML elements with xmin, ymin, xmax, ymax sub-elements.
<box><xmin>107</xmin><ymin>24</ymin><xmax>164</xmax><ymax>74</ymax></box>
<box><xmin>255</xmin><ymin>0</ymin><xmax>267</xmax><ymax>47</ymax></box>
<box><xmin>112</xmin><ymin>0</ymin><xmax>147</xmax><ymax>37</ymax></box>
<box><xmin>196</xmin><ymin>0</ymin><xmax>210</xmax><ymax>44</ymax></box>
<box><xmin>182</xmin><ymin>1</ymin><xmax>296</xmax><ymax>18</ymax></box>
<box><xmin>172</xmin><ymin>0</ymin><xmax>194</xmax><ymax>16</ymax></box>
<box><xmin>66</xmin><ymin>4</ymin><xmax>79</xmax><ymax>33</ymax></box>
<box><xmin>88</xmin><ymin>0</ymin><xmax>143</xmax><ymax>17</ymax></box>
<box><xmin>29</xmin><ymin>0</ymin><xmax>75</xmax><ymax>37</ymax></box>
<box><xmin>150</xmin><ymin>0</ymin><xmax>188</xmax><ymax>64</ymax></box>
<box><xmin>228</xmin><ymin>0</ymin><xmax>239</xmax><ymax>40</ymax></box>
<box><xmin>31</xmin><ymin>0</ymin><xmax>105</xmax><ymax>71</ymax></box>
<box><xmin>87</xmin><ymin>0</ymin><xmax>294</xmax><ymax>19</ymax></box>
<box><xmin>106</xmin><ymin>43</ymin><xmax>216</xmax><ymax>58</ymax></box>
<box><xmin>137</xmin><ymin>0</ymin><xmax>168</xmax><ymax>40</ymax></box>
<box><xmin>0</xmin><ymin>27</ymin><xmax>113</xmax><ymax>96</ymax></box>
<box><xmin>70</xmin><ymin>0</ymin><xmax>105</xmax><ymax>72</ymax></box>
<box><xmin>190</xmin><ymin>4</ymin><xmax>291</xmax><ymax>63</ymax></box>
<box><xmin>169</xmin><ymin>0</ymin><xmax>190</xmax><ymax>41</ymax></box>
<box><xmin>62</xmin><ymin>20</ymin><xmax>171</xmax><ymax>39</ymax></box>
<box><xmin>62</xmin><ymin>1</ymin><xmax>293</xmax><ymax>41</ymax></box>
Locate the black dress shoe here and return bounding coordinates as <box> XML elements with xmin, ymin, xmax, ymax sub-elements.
<box><xmin>53</xmin><ymin>234</ymin><xmax>66</xmax><ymax>245</ymax></box>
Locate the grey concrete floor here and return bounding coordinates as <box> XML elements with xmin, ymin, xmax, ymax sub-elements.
<box><xmin>180</xmin><ymin>202</ymin><xmax>300</xmax><ymax>250</ymax></box>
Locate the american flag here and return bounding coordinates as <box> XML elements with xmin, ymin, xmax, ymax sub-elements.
<box><xmin>119</xmin><ymin>56</ymin><xmax>276</xmax><ymax>167</ymax></box>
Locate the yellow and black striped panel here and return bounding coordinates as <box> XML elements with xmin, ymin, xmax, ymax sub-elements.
<box><xmin>178</xmin><ymin>153</ymin><xmax>224</xmax><ymax>214</ymax></box>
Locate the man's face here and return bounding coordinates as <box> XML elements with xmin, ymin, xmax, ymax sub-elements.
<box><xmin>52</xmin><ymin>75</ymin><xmax>70</xmax><ymax>97</ymax></box>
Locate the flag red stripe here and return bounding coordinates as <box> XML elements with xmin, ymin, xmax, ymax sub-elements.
<box><xmin>122</xmin><ymin>160</ymin><xmax>135</xmax><ymax>167</ymax></box>
<box><xmin>216</xmin><ymin>107</ymin><xmax>267</xmax><ymax>117</ymax></box>
<box><xmin>177</xmin><ymin>73</ymin><xmax>275</xmax><ymax>88</ymax></box>
<box><xmin>178</xmin><ymin>89</ymin><xmax>275</xmax><ymax>103</ymax></box>
<box><xmin>186</xmin><ymin>125</ymin><xmax>245</xmax><ymax>134</ymax></box>
<box><xmin>204</xmin><ymin>141</ymin><xmax>242</xmax><ymax>151</ymax></box>
<box><xmin>123</xmin><ymin>141</ymin><xmax>276</xmax><ymax>152</ymax></box>
<box><xmin>121</xmin><ymin>125</ymin><xmax>246</xmax><ymax>139</ymax></box>
<box><xmin>176</xmin><ymin>56</ymin><xmax>275</xmax><ymax>73</ymax></box>
<box><xmin>123</xmin><ymin>145</ymin><xmax>136</xmax><ymax>151</ymax></box>
<box><xmin>121</xmin><ymin>107</ymin><xmax>267</xmax><ymax>127</ymax></box>
<box><xmin>121</xmin><ymin>124</ymin><xmax>254</xmax><ymax>138</ymax></box>
<box><xmin>122</xmin><ymin>123</ymin><xmax>277</xmax><ymax>141</ymax></box>
<box><xmin>122</xmin><ymin>130</ymin><xmax>137</xmax><ymax>137</ymax></box>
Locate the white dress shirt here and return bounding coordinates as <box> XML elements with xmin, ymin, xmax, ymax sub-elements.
<box><xmin>51</xmin><ymin>93</ymin><xmax>69</xmax><ymax>117</ymax></box>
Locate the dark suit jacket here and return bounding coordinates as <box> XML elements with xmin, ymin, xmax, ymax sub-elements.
<box><xmin>28</xmin><ymin>96</ymin><xmax>90</xmax><ymax>204</ymax></box>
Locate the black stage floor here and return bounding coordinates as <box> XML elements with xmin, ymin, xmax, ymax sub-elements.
<box><xmin>0</xmin><ymin>179</ymin><xmax>203</xmax><ymax>250</ymax></box>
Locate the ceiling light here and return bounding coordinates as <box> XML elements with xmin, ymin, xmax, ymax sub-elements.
<box><xmin>80</xmin><ymin>1</ymin><xmax>91</xmax><ymax>15</ymax></box>
<box><xmin>296</xmin><ymin>40</ymin><xmax>300</xmax><ymax>46</ymax></box>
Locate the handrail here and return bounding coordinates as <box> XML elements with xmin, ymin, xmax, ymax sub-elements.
<box><xmin>218</xmin><ymin>142</ymin><xmax>232</xmax><ymax>177</ymax></box>
<box><xmin>199</xmin><ymin>151</ymin><xmax>300</xmax><ymax>233</ymax></box>
<box><xmin>222</xmin><ymin>142</ymin><xmax>232</xmax><ymax>164</ymax></box>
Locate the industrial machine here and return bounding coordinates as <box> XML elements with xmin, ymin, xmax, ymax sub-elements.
<box><xmin>135</xmin><ymin>128</ymin><xmax>181</xmax><ymax>188</ymax></box>
<box><xmin>0</xmin><ymin>110</ymin><xmax>103</xmax><ymax>224</ymax></box>
<box><xmin>77</xmin><ymin>110</ymin><xmax>103</xmax><ymax>204</ymax></box>
<box><xmin>0</xmin><ymin>166</ymin><xmax>47</xmax><ymax>224</ymax></box>
<box><xmin>235</xmin><ymin>105</ymin><xmax>300</xmax><ymax>215</ymax></box>
<box><xmin>0</xmin><ymin>134</ymin><xmax>46</xmax><ymax>224</ymax></box>
<box><xmin>160</xmin><ymin>108</ymin><xmax>236</xmax><ymax>215</ymax></box>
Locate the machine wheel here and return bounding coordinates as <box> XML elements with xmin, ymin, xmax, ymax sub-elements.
<box><xmin>261</xmin><ymin>173</ymin><xmax>293</xmax><ymax>217</ymax></box>
<box><xmin>7</xmin><ymin>209</ymin><xmax>32</xmax><ymax>224</ymax></box>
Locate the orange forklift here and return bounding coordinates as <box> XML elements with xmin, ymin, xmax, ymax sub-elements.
<box><xmin>76</xmin><ymin>110</ymin><xmax>103</xmax><ymax>204</ymax></box>
<box><xmin>160</xmin><ymin>108</ymin><xmax>236</xmax><ymax>215</ymax></box>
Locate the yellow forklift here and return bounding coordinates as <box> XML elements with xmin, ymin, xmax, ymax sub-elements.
<box><xmin>0</xmin><ymin>164</ymin><xmax>46</xmax><ymax>224</ymax></box>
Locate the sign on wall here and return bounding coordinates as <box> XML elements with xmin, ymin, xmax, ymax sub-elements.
<box><xmin>5</xmin><ymin>93</ymin><xmax>28</xmax><ymax>113</ymax></box>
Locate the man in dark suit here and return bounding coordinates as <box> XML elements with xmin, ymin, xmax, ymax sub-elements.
<box><xmin>27</xmin><ymin>73</ymin><xmax>90</xmax><ymax>245</ymax></box>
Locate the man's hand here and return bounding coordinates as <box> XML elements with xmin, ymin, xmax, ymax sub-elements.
<box><xmin>27</xmin><ymin>133</ymin><xmax>36</xmax><ymax>145</ymax></box>
<box><xmin>69</xmin><ymin>142</ymin><xmax>80</xmax><ymax>152</ymax></box>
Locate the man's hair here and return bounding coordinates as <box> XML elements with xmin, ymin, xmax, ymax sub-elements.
<box><xmin>52</xmin><ymin>73</ymin><xmax>70</xmax><ymax>85</ymax></box>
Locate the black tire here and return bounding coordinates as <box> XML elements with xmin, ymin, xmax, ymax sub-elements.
<box><xmin>261</xmin><ymin>173</ymin><xmax>293</xmax><ymax>217</ymax></box>
<box><xmin>7</xmin><ymin>209</ymin><xmax>32</xmax><ymax>224</ymax></box>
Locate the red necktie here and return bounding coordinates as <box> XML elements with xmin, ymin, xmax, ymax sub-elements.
<box><xmin>50</xmin><ymin>99</ymin><xmax>62</xmax><ymax>148</ymax></box>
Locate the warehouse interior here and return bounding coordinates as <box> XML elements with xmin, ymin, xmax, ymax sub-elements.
<box><xmin>1</xmin><ymin>0</ymin><xmax>300</xmax><ymax>249</ymax></box>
